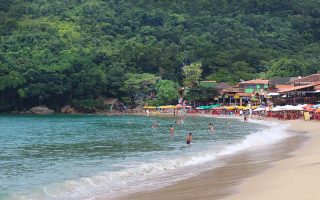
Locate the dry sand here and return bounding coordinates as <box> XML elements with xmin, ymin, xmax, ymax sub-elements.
<box><xmin>118</xmin><ymin>119</ymin><xmax>319</xmax><ymax>200</ymax></box>
<box><xmin>223</xmin><ymin>120</ymin><xmax>320</xmax><ymax>200</ymax></box>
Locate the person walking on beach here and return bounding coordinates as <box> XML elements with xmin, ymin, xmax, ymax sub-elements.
<box><xmin>208</xmin><ymin>123</ymin><xmax>215</xmax><ymax>133</ymax></box>
<box><xmin>169</xmin><ymin>125</ymin><xmax>174</xmax><ymax>138</ymax></box>
<box><xmin>186</xmin><ymin>133</ymin><xmax>192</xmax><ymax>144</ymax></box>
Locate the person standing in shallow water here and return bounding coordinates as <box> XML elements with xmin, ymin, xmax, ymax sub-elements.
<box><xmin>208</xmin><ymin>123</ymin><xmax>215</xmax><ymax>133</ymax></box>
<box><xmin>244</xmin><ymin>114</ymin><xmax>248</xmax><ymax>122</ymax></box>
<box><xmin>186</xmin><ymin>133</ymin><xmax>192</xmax><ymax>144</ymax></box>
<box><xmin>169</xmin><ymin>125</ymin><xmax>174</xmax><ymax>138</ymax></box>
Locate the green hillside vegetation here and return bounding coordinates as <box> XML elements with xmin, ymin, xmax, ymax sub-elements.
<box><xmin>0</xmin><ymin>0</ymin><xmax>320</xmax><ymax>112</ymax></box>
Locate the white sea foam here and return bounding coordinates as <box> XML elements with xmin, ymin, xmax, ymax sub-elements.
<box><xmin>219</xmin><ymin>120</ymin><xmax>290</xmax><ymax>155</ymax></box>
<box><xmin>11</xmin><ymin>119</ymin><xmax>291</xmax><ymax>200</ymax></box>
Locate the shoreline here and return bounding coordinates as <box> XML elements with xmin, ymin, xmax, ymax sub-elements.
<box><xmin>117</xmin><ymin>117</ymin><xmax>317</xmax><ymax>200</ymax></box>
<box><xmin>223</xmin><ymin>120</ymin><xmax>319</xmax><ymax>200</ymax></box>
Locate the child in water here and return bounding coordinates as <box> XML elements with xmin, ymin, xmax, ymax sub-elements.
<box><xmin>225</xmin><ymin>121</ymin><xmax>231</xmax><ymax>128</ymax></box>
<box><xmin>186</xmin><ymin>133</ymin><xmax>192</xmax><ymax>144</ymax></box>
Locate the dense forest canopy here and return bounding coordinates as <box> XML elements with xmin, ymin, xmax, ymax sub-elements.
<box><xmin>0</xmin><ymin>0</ymin><xmax>320</xmax><ymax>112</ymax></box>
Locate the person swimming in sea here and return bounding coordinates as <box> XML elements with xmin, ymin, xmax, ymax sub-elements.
<box><xmin>225</xmin><ymin>121</ymin><xmax>231</xmax><ymax>128</ymax></box>
<box><xmin>169</xmin><ymin>125</ymin><xmax>174</xmax><ymax>138</ymax></box>
<box><xmin>179</xmin><ymin>117</ymin><xmax>184</xmax><ymax>124</ymax></box>
<box><xmin>186</xmin><ymin>133</ymin><xmax>192</xmax><ymax>144</ymax></box>
<box><xmin>151</xmin><ymin>121</ymin><xmax>158</xmax><ymax>128</ymax></box>
<box><xmin>208</xmin><ymin>123</ymin><xmax>215</xmax><ymax>133</ymax></box>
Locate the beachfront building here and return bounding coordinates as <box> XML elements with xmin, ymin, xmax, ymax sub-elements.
<box><xmin>238</xmin><ymin>79</ymin><xmax>269</xmax><ymax>93</ymax></box>
<box><xmin>268</xmin><ymin>74</ymin><xmax>320</xmax><ymax>105</ymax></box>
<box><xmin>221</xmin><ymin>79</ymin><xmax>269</xmax><ymax>106</ymax></box>
<box><xmin>273</xmin><ymin>82</ymin><xmax>320</xmax><ymax>105</ymax></box>
<box><xmin>268</xmin><ymin>77</ymin><xmax>296</xmax><ymax>93</ymax></box>
<box><xmin>290</xmin><ymin>74</ymin><xmax>320</xmax><ymax>86</ymax></box>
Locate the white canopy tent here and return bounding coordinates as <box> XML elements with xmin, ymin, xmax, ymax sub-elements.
<box><xmin>253</xmin><ymin>107</ymin><xmax>267</xmax><ymax>112</ymax></box>
<box><xmin>271</xmin><ymin>104</ymin><xmax>306</xmax><ymax>111</ymax></box>
<box><xmin>268</xmin><ymin>92</ymin><xmax>280</xmax><ymax>96</ymax></box>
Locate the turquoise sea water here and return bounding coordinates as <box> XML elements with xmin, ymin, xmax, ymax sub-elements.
<box><xmin>0</xmin><ymin>114</ymin><xmax>286</xmax><ymax>200</ymax></box>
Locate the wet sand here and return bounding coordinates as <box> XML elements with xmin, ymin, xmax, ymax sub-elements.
<box><xmin>118</xmin><ymin>119</ymin><xmax>311</xmax><ymax>200</ymax></box>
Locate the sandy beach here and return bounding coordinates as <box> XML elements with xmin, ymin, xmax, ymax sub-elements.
<box><xmin>118</xmin><ymin>118</ymin><xmax>319</xmax><ymax>200</ymax></box>
<box><xmin>223</xmin><ymin>119</ymin><xmax>320</xmax><ymax>200</ymax></box>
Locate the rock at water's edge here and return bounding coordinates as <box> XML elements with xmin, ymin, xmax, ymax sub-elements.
<box><xmin>30</xmin><ymin>106</ymin><xmax>54</xmax><ymax>114</ymax></box>
<box><xmin>61</xmin><ymin>105</ymin><xmax>76</xmax><ymax>114</ymax></box>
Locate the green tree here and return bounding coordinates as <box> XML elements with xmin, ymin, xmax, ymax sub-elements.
<box><xmin>0</xmin><ymin>66</ymin><xmax>25</xmax><ymax>91</ymax></box>
<box><xmin>206</xmin><ymin>69</ymin><xmax>233</xmax><ymax>83</ymax></box>
<box><xmin>206</xmin><ymin>61</ymin><xmax>256</xmax><ymax>84</ymax></box>
<box><xmin>266</xmin><ymin>58</ymin><xmax>307</xmax><ymax>78</ymax></box>
<box><xmin>156</xmin><ymin>80</ymin><xmax>179</xmax><ymax>105</ymax></box>
<box><xmin>184</xmin><ymin>85</ymin><xmax>218</xmax><ymax>105</ymax></box>
<box><xmin>1</xmin><ymin>0</ymin><xmax>320</xmax><ymax>112</ymax></box>
<box><xmin>182</xmin><ymin>62</ymin><xmax>203</xmax><ymax>87</ymax></box>
<box><xmin>121</xmin><ymin>73</ymin><xmax>159</xmax><ymax>105</ymax></box>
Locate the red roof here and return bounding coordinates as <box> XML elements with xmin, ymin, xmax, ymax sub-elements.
<box><xmin>290</xmin><ymin>74</ymin><xmax>320</xmax><ymax>83</ymax></box>
<box><xmin>239</xmin><ymin>79</ymin><xmax>269</xmax><ymax>85</ymax></box>
<box><xmin>279</xmin><ymin>82</ymin><xmax>320</xmax><ymax>93</ymax></box>
<box><xmin>275</xmin><ymin>84</ymin><xmax>295</xmax><ymax>89</ymax></box>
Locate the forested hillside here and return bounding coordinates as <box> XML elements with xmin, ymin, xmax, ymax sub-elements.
<box><xmin>1</xmin><ymin>0</ymin><xmax>320</xmax><ymax>112</ymax></box>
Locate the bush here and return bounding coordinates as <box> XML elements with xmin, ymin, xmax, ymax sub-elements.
<box><xmin>145</xmin><ymin>99</ymin><xmax>158</xmax><ymax>106</ymax></box>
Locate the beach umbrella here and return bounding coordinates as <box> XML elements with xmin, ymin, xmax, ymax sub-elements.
<box><xmin>143</xmin><ymin>106</ymin><xmax>157</xmax><ymax>109</ymax></box>
<box><xmin>211</xmin><ymin>106</ymin><xmax>225</xmax><ymax>110</ymax></box>
<box><xmin>196</xmin><ymin>104</ymin><xmax>221</xmax><ymax>110</ymax></box>
<box><xmin>225</xmin><ymin>106</ymin><xmax>236</xmax><ymax>110</ymax></box>
<box><xmin>253</xmin><ymin>106</ymin><xmax>267</xmax><ymax>112</ymax></box>
<box><xmin>305</xmin><ymin>107</ymin><xmax>316</xmax><ymax>112</ymax></box>
<box><xmin>311</xmin><ymin>104</ymin><xmax>320</xmax><ymax>108</ymax></box>
<box><xmin>268</xmin><ymin>92</ymin><xmax>280</xmax><ymax>96</ymax></box>
<box><xmin>236</xmin><ymin>106</ymin><xmax>246</xmax><ymax>110</ymax></box>
<box><xmin>272</xmin><ymin>105</ymin><xmax>303</xmax><ymax>111</ymax></box>
<box><xmin>303</xmin><ymin>104</ymin><xmax>316</xmax><ymax>112</ymax></box>
<box><xmin>159</xmin><ymin>105</ymin><xmax>176</xmax><ymax>109</ymax></box>
<box><xmin>208</xmin><ymin>104</ymin><xmax>221</xmax><ymax>109</ymax></box>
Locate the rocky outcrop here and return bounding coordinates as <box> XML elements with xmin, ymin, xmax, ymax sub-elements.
<box><xmin>29</xmin><ymin>106</ymin><xmax>54</xmax><ymax>114</ymax></box>
<box><xmin>61</xmin><ymin>105</ymin><xmax>76</xmax><ymax>114</ymax></box>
